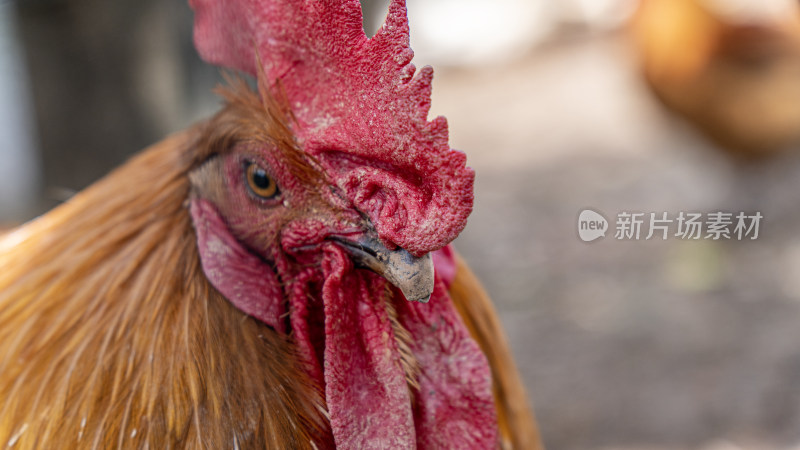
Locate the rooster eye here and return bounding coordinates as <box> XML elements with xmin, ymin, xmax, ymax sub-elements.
<box><xmin>244</xmin><ymin>162</ymin><xmax>279</xmax><ymax>199</ymax></box>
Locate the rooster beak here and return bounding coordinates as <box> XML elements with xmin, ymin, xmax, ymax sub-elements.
<box><xmin>330</xmin><ymin>234</ymin><xmax>434</xmax><ymax>303</ymax></box>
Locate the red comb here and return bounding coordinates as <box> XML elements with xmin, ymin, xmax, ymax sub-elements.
<box><xmin>191</xmin><ymin>0</ymin><xmax>474</xmax><ymax>256</ymax></box>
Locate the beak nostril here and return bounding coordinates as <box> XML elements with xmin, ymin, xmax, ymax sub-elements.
<box><xmin>328</xmin><ymin>236</ymin><xmax>378</xmax><ymax>258</ymax></box>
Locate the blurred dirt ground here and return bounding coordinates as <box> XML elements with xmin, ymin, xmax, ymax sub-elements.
<box><xmin>437</xmin><ymin>35</ymin><xmax>800</xmax><ymax>449</ymax></box>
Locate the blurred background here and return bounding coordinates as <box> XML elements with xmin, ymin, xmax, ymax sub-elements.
<box><xmin>3</xmin><ymin>0</ymin><xmax>800</xmax><ymax>448</ymax></box>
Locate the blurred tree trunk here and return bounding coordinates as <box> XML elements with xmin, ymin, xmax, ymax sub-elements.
<box><xmin>15</xmin><ymin>0</ymin><xmax>219</xmax><ymax>214</ymax></box>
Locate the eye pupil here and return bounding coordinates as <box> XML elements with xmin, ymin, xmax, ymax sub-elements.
<box><xmin>252</xmin><ymin>168</ymin><xmax>270</xmax><ymax>189</ymax></box>
<box><xmin>245</xmin><ymin>162</ymin><xmax>279</xmax><ymax>199</ymax></box>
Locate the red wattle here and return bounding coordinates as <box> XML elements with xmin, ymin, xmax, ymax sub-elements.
<box><xmin>302</xmin><ymin>244</ymin><xmax>497</xmax><ymax>448</ymax></box>
<box><xmin>320</xmin><ymin>245</ymin><xmax>416</xmax><ymax>447</ymax></box>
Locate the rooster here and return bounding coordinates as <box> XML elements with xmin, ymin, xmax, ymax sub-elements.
<box><xmin>0</xmin><ymin>0</ymin><xmax>540</xmax><ymax>448</ymax></box>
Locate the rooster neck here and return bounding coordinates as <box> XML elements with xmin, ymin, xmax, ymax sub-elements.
<box><xmin>0</xmin><ymin>132</ymin><xmax>333</xmax><ymax>449</ymax></box>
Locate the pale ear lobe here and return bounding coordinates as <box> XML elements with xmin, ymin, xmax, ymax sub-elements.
<box><xmin>190</xmin><ymin>198</ymin><xmax>286</xmax><ymax>332</ymax></box>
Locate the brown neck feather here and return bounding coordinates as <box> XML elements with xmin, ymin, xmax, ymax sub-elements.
<box><xmin>0</xmin><ymin>130</ymin><xmax>332</xmax><ymax>449</ymax></box>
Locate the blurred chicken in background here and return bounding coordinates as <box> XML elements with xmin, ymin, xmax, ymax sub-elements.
<box><xmin>632</xmin><ymin>0</ymin><xmax>800</xmax><ymax>156</ymax></box>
